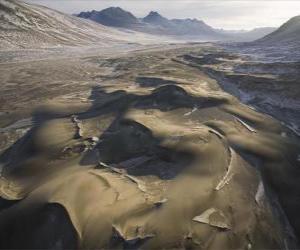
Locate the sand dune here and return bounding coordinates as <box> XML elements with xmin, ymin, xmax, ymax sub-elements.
<box><xmin>0</xmin><ymin>44</ymin><xmax>299</xmax><ymax>249</ymax></box>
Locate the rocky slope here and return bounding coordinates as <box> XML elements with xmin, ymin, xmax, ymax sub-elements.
<box><xmin>257</xmin><ymin>15</ymin><xmax>300</xmax><ymax>45</ymax></box>
<box><xmin>0</xmin><ymin>0</ymin><xmax>157</xmax><ymax>49</ymax></box>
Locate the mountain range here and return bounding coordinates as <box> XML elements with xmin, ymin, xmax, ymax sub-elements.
<box><xmin>77</xmin><ymin>7</ymin><xmax>277</xmax><ymax>42</ymax></box>
<box><xmin>1</xmin><ymin>0</ymin><xmax>299</xmax><ymax>49</ymax></box>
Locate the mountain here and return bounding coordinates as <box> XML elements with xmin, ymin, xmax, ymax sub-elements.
<box><xmin>143</xmin><ymin>11</ymin><xmax>171</xmax><ymax>27</ymax></box>
<box><xmin>77</xmin><ymin>7</ymin><xmax>277</xmax><ymax>42</ymax></box>
<box><xmin>257</xmin><ymin>16</ymin><xmax>300</xmax><ymax>44</ymax></box>
<box><xmin>143</xmin><ymin>11</ymin><xmax>224</xmax><ymax>38</ymax></box>
<box><xmin>172</xmin><ymin>18</ymin><xmax>217</xmax><ymax>34</ymax></box>
<box><xmin>0</xmin><ymin>0</ymin><xmax>154</xmax><ymax>50</ymax></box>
<box><xmin>77</xmin><ymin>8</ymin><xmax>226</xmax><ymax>40</ymax></box>
<box><xmin>77</xmin><ymin>7</ymin><xmax>140</xmax><ymax>28</ymax></box>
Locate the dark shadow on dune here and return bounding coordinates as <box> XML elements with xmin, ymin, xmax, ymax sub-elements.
<box><xmin>0</xmin><ymin>111</ymin><xmax>81</xmax><ymax>249</ymax></box>
<box><xmin>78</xmin><ymin>84</ymin><xmax>227</xmax><ymax>179</ymax></box>
<box><xmin>109</xmin><ymin>230</ymin><xmax>153</xmax><ymax>250</ymax></box>
<box><xmin>0</xmin><ymin>197</ymin><xmax>20</xmax><ymax>212</ymax></box>
<box><xmin>0</xmin><ymin>82</ymin><xmax>224</xmax><ymax>189</ymax></box>
<box><xmin>135</xmin><ymin>76</ymin><xmax>180</xmax><ymax>87</ymax></box>
<box><xmin>0</xmin><ymin>203</ymin><xmax>79</xmax><ymax>249</ymax></box>
<box><xmin>0</xmin><ymin>107</ymin><xmax>75</xmax><ymax>176</ymax></box>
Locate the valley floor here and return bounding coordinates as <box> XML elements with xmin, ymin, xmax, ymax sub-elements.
<box><xmin>0</xmin><ymin>44</ymin><xmax>299</xmax><ymax>249</ymax></box>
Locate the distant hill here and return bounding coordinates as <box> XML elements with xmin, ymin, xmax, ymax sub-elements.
<box><xmin>220</xmin><ymin>27</ymin><xmax>276</xmax><ymax>42</ymax></box>
<box><xmin>77</xmin><ymin>7</ymin><xmax>140</xmax><ymax>28</ymax></box>
<box><xmin>77</xmin><ymin>8</ymin><xmax>226</xmax><ymax>40</ymax></box>
<box><xmin>0</xmin><ymin>1</ymin><xmax>155</xmax><ymax>49</ymax></box>
<box><xmin>77</xmin><ymin>7</ymin><xmax>277</xmax><ymax>42</ymax></box>
<box><xmin>257</xmin><ymin>16</ymin><xmax>300</xmax><ymax>44</ymax></box>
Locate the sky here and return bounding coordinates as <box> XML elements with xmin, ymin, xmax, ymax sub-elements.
<box><xmin>25</xmin><ymin>0</ymin><xmax>300</xmax><ymax>30</ymax></box>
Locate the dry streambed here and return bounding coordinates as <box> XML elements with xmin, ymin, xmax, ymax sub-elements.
<box><xmin>0</xmin><ymin>45</ymin><xmax>299</xmax><ymax>249</ymax></box>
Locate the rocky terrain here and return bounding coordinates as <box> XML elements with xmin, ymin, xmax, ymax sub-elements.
<box><xmin>180</xmin><ymin>46</ymin><xmax>300</xmax><ymax>136</ymax></box>
<box><xmin>233</xmin><ymin>15</ymin><xmax>300</xmax><ymax>63</ymax></box>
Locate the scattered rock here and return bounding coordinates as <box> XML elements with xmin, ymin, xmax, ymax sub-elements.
<box><xmin>71</xmin><ymin>115</ymin><xmax>83</xmax><ymax>138</ymax></box>
<box><xmin>192</xmin><ymin>208</ymin><xmax>231</xmax><ymax>230</ymax></box>
<box><xmin>154</xmin><ymin>198</ymin><xmax>168</xmax><ymax>208</ymax></box>
<box><xmin>91</xmin><ymin>136</ymin><xmax>99</xmax><ymax>142</ymax></box>
<box><xmin>112</xmin><ymin>224</ymin><xmax>155</xmax><ymax>243</ymax></box>
<box><xmin>281</xmin><ymin>132</ymin><xmax>287</xmax><ymax>138</ymax></box>
<box><xmin>255</xmin><ymin>181</ymin><xmax>265</xmax><ymax>206</ymax></box>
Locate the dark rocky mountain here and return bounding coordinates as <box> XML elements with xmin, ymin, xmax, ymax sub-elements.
<box><xmin>143</xmin><ymin>11</ymin><xmax>171</xmax><ymax>26</ymax></box>
<box><xmin>142</xmin><ymin>11</ymin><xmax>223</xmax><ymax>37</ymax></box>
<box><xmin>77</xmin><ymin>7</ymin><xmax>140</xmax><ymax>28</ymax></box>
<box><xmin>257</xmin><ymin>15</ymin><xmax>300</xmax><ymax>44</ymax></box>
<box><xmin>77</xmin><ymin>8</ymin><xmax>226</xmax><ymax>40</ymax></box>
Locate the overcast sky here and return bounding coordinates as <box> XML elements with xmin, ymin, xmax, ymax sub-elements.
<box><xmin>24</xmin><ymin>0</ymin><xmax>300</xmax><ymax>30</ymax></box>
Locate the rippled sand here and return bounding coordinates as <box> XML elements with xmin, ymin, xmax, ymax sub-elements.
<box><xmin>0</xmin><ymin>44</ymin><xmax>299</xmax><ymax>249</ymax></box>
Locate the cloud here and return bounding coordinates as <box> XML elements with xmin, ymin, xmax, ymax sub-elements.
<box><xmin>24</xmin><ymin>0</ymin><xmax>300</xmax><ymax>29</ymax></box>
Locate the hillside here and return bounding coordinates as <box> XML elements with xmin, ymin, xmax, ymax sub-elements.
<box><xmin>257</xmin><ymin>15</ymin><xmax>300</xmax><ymax>44</ymax></box>
<box><xmin>0</xmin><ymin>0</ymin><xmax>156</xmax><ymax>49</ymax></box>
